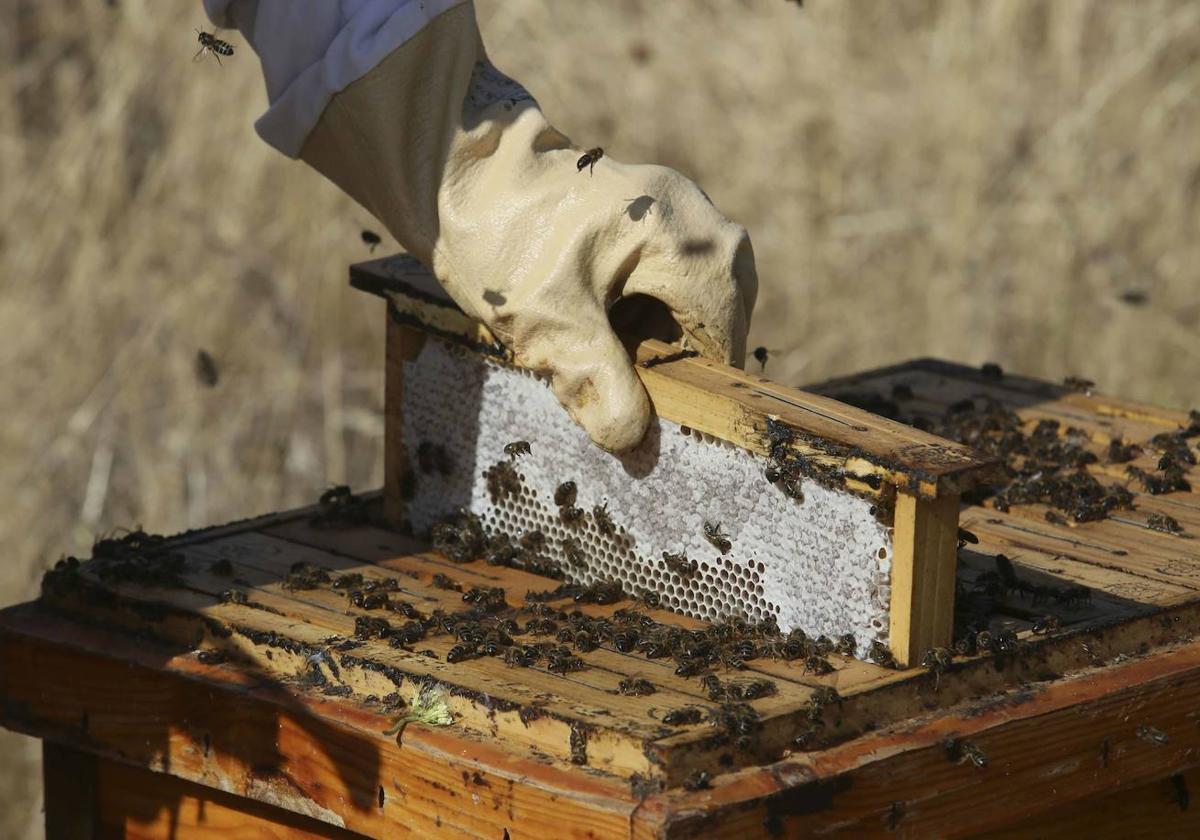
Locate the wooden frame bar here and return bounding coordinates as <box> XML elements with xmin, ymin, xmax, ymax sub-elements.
<box><xmin>889</xmin><ymin>491</ymin><xmax>960</xmax><ymax>665</ymax></box>
<box><xmin>360</xmin><ymin>254</ymin><xmax>998</xmax><ymax>665</ymax></box>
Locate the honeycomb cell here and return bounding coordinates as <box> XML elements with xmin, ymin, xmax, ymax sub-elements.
<box><xmin>401</xmin><ymin>338</ymin><xmax>896</xmax><ymax>659</ymax></box>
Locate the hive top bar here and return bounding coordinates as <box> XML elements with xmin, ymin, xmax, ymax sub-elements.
<box><xmin>351</xmin><ymin>254</ymin><xmax>1001</xmax><ymax>500</ymax></box>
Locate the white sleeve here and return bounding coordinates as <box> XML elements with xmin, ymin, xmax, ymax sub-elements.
<box><xmin>203</xmin><ymin>0</ymin><xmax>470</xmax><ymax>158</ymax></box>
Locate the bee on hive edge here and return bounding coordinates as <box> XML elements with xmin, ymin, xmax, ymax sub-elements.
<box><xmin>194</xmin><ymin>29</ymin><xmax>235</xmax><ymax>65</ymax></box>
<box><xmin>576</xmin><ymin>147</ymin><xmax>604</xmax><ymax>176</ymax></box>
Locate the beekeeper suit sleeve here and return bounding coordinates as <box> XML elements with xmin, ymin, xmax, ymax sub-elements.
<box><xmin>205</xmin><ymin>0</ymin><xmax>758</xmax><ymax>453</ymax></box>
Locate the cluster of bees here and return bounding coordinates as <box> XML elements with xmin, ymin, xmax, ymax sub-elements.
<box><xmin>879</xmin><ymin>377</ymin><xmax>1198</xmax><ymax>530</ymax></box>
<box><xmin>84</xmin><ymin>529</ymin><xmax>186</xmax><ymax>588</ymax></box>
<box><xmin>760</xmin><ymin>418</ymin><xmax>809</xmax><ymax>502</ymax></box>
<box><xmin>1126</xmin><ymin>424</ymin><xmax>1197</xmax><ymax>496</ymax></box>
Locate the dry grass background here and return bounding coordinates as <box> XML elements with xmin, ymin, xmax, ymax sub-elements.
<box><xmin>2</xmin><ymin>0</ymin><xmax>1198</xmax><ymax>834</ymax></box>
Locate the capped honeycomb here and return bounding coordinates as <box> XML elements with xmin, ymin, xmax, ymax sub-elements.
<box><xmin>402</xmin><ymin>337</ymin><xmax>893</xmax><ymax>655</ymax></box>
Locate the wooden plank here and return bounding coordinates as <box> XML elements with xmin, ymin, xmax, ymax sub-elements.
<box><xmin>383</xmin><ymin>316</ymin><xmax>424</xmax><ymax>529</ymax></box>
<box><xmin>807</xmin><ymin>357</ymin><xmax>1193</xmax><ymax>432</ymax></box>
<box><xmin>961</xmin><ymin>508</ymin><xmax>1200</xmax><ymax>591</ymax></box>
<box><xmin>977</xmin><ymin>766</ymin><xmax>1200</xmax><ymax>840</ymax></box>
<box><xmin>0</xmin><ymin>605</ymin><xmax>638</xmax><ymax>839</ymax></box>
<box><xmin>43</xmin><ymin>552</ymin><xmax>676</xmax><ymax>778</ymax></box>
<box><xmin>888</xmin><ymin>492</ymin><xmax>958</xmax><ymax>666</ymax></box>
<box><xmin>352</xmin><ymin>255</ymin><xmax>1000</xmax><ymax>501</ymax></box>
<box><xmin>44</xmin><ymin>742</ymin><xmax>97</xmax><ymax>840</ymax></box>
<box><xmin>96</xmin><ymin>756</ymin><xmax>362</xmax><ymax>839</ymax></box>
<box><xmin>631</xmin><ymin>634</ymin><xmax>1200</xmax><ymax>839</ymax></box>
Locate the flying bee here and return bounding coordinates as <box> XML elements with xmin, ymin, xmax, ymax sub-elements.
<box><xmin>361</xmin><ymin>229</ymin><xmax>382</xmax><ymax>252</ymax></box>
<box><xmin>662</xmin><ymin>551</ymin><xmax>697</xmax><ymax>580</ymax></box>
<box><xmin>576</xmin><ymin>147</ymin><xmax>604</xmax><ymax>175</ymax></box>
<box><xmin>504</xmin><ymin>440</ymin><xmax>531</xmax><ymax>459</ymax></box>
<box><xmin>194</xmin><ymin>29</ymin><xmax>235</xmax><ymax>65</ymax></box>
<box><xmin>750</xmin><ymin>346</ymin><xmax>784</xmax><ymax>373</ymax></box>
<box><xmin>194</xmin><ymin>349</ymin><xmax>219</xmax><ymax>387</ymax></box>
<box><xmin>703</xmin><ymin>522</ymin><xmax>732</xmax><ymax>554</ymax></box>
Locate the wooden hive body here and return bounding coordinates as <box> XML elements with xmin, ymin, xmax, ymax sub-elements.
<box><xmin>352</xmin><ymin>254</ymin><xmax>999</xmax><ymax>664</ymax></box>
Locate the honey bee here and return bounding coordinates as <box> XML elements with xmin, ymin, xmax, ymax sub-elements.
<box><xmin>576</xmin><ymin>147</ymin><xmax>604</xmax><ymax>175</ymax></box>
<box><xmin>194</xmin><ymin>349</ymin><xmax>219</xmax><ymax>387</ymax></box>
<box><xmin>504</xmin><ymin>440</ymin><xmax>531</xmax><ymax>459</ymax></box>
<box><xmin>662</xmin><ymin>551</ymin><xmax>697</xmax><ymax>579</ymax></box>
<box><xmin>554</xmin><ymin>481</ymin><xmax>578</xmax><ymax>507</ymax></box>
<box><xmin>194</xmin><ymin>29</ymin><xmax>235</xmax><ymax>65</ymax></box>
<box><xmin>703</xmin><ymin>522</ymin><xmax>732</xmax><ymax>554</ymax></box>
<box><xmin>662</xmin><ymin>707</ymin><xmax>704</xmax><ymax>726</ymax></box>
<box><xmin>592</xmin><ymin>504</ymin><xmax>617</xmax><ymax>537</ymax></box>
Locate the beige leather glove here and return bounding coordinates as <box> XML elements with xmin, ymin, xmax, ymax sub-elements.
<box><xmin>301</xmin><ymin>2</ymin><xmax>757</xmax><ymax>452</ymax></box>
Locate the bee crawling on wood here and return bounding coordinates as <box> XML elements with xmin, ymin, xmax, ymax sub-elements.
<box><xmin>1063</xmin><ymin>375</ymin><xmax>1096</xmax><ymax>394</ymax></box>
<box><xmin>662</xmin><ymin>551</ymin><xmax>697</xmax><ymax>580</ymax></box>
<box><xmin>868</xmin><ymin>639</ymin><xmax>900</xmax><ymax>669</ymax></box>
<box><xmin>576</xmin><ymin>147</ymin><xmax>604</xmax><ymax>175</ymax></box>
<box><xmin>944</xmin><ymin>737</ymin><xmax>987</xmax><ymax>769</ymax></box>
<box><xmin>503</xmin><ymin>440</ymin><xmax>531</xmax><ymax>460</ymax></box>
<box><xmin>703</xmin><ymin>522</ymin><xmax>732</xmax><ymax>554</ymax></box>
<box><xmin>194</xmin><ymin>29</ymin><xmax>235</xmax><ymax>65</ymax></box>
<box><xmin>1031</xmin><ymin>615</ymin><xmax>1060</xmax><ymax>635</ymax></box>
<box><xmin>1137</xmin><ymin>724</ymin><xmax>1170</xmax><ymax>746</ymax></box>
<box><xmin>921</xmin><ymin>647</ymin><xmax>954</xmax><ymax>691</ymax></box>
<box><xmin>618</xmin><ymin>677</ymin><xmax>656</xmax><ymax>697</ymax></box>
<box><xmin>806</xmin><ymin>686</ymin><xmax>840</xmax><ymax>722</ymax></box>
<box><xmin>683</xmin><ymin>769</ymin><xmax>711</xmax><ymax>791</ymax></box>
<box><xmin>1147</xmin><ymin>512</ymin><xmax>1186</xmax><ymax>536</ymax></box>
<box><xmin>662</xmin><ymin>707</ymin><xmax>705</xmax><ymax>726</ymax></box>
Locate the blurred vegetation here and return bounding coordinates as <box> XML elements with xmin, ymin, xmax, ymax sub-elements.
<box><xmin>2</xmin><ymin>1</ymin><xmax>1198</xmax><ymax>835</ymax></box>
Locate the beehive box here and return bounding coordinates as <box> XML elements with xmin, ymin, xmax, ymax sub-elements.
<box><xmin>352</xmin><ymin>254</ymin><xmax>1000</xmax><ymax>665</ymax></box>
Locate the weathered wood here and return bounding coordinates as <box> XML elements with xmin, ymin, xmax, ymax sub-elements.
<box><xmin>383</xmin><ymin>313</ymin><xmax>424</xmax><ymax>529</ymax></box>
<box><xmin>632</xmin><ymin>635</ymin><xmax>1200</xmax><ymax>839</ymax></box>
<box><xmin>96</xmin><ymin>756</ymin><xmax>362</xmax><ymax>839</ymax></box>
<box><xmin>1</xmin><ymin>605</ymin><xmax>638</xmax><ymax>839</ymax></box>
<box><xmin>44</xmin><ymin>741</ymin><xmax>97</xmax><ymax>840</ymax></box>
<box><xmin>888</xmin><ymin>491</ymin><xmax>959</xmax><ymax>666</ymax></box>
<box><xmin>355</xmin><ymin>255</ymin><xmax>1001</xmax><ymax>503</ymax></box>
<box><xmin>977</xmin><ymin>766</ymin><xmax>1200</xmax><ymax>839</ymax></box>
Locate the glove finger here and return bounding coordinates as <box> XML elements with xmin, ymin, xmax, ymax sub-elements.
<box><xmin>623</xmin><ymin>227</ymin><xmax>758</xmax><ymax>368</ymax></box>
<box><xmin>514</xmin><ymin>314</ymin><xmax>652</xmax><ymax>453</ymax></box>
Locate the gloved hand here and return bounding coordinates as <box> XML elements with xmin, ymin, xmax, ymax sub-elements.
<box><xmin>300</xmin><ymin>2</ymin><xmax>757</xmax><ymax>452</ymax></box>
